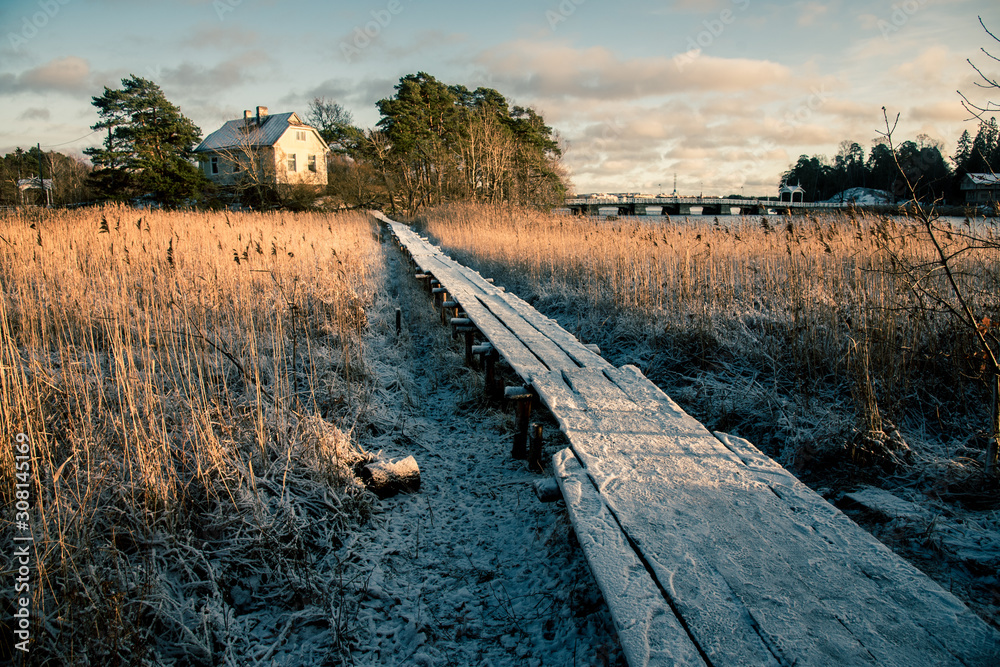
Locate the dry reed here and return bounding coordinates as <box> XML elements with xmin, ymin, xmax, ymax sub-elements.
<box><xmin>1</xmin><ymin>204</ymin><xmax>387</xmax><ymax>663</ymax></box>
<box><xmin>416</xmin><ymin>203</ymin><xmax>999</xmax><ymax>474</ymax></box>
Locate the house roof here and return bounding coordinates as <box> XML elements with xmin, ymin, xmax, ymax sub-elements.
<box><xmin>962</xmin><ymin>173</ymin><xmax>1000</xmax><ymax>189</ymax></box>
<box><xmin>194</xmin><ymin>112</ymin><xmax>329</xmax><ymax>153</ymax></box>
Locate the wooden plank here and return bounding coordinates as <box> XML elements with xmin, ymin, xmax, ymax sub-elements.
<box><xmin>573</xmin><ymin>424</ymin><xmax>999</xmax><ymax>666</ymax></box>
<box><xmin>553</xmin><ymin>448</ymin><xmax>708</xmax><ymax>667</ymax></box>
<box><xmin>713</xmin><ymin>433</ymin><xmax>1000</xmax><ymax>666</ymax></box>
<box><xmin>493</xmin><ymin>288</ymin><xmax>613</xmax><ymax>370</ymax></box>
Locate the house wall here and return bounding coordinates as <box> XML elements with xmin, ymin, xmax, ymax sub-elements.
<box><xmin>273</xmin><ymin>129</ymin><xmax>327</xmax><ymax>187</ymax></box>
<box><xmin>964</xmin><ymin>188</ymin><xmax>1000</xmax><ymax>204</ymax></box>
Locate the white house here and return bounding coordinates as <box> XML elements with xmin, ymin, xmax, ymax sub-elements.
<box><xmin>194</xmin><ymin>106</ymin><xmax>329</xmax><ymax>188</ymax></box>
<box><xmin>960</xmin><ymin>173</ymin><xmax>1000</xmax><ymax>205</ymax></box>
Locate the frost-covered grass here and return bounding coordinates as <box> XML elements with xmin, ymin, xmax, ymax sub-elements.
<box><xmin>0</xmin><ymin>205</ymin><xmax>388</xmax><ymax>663</ymax></box>
<box><xmin>415</xmin><ymin>203</ymin><xmax>998</xmax><ymax>476</ymax></box>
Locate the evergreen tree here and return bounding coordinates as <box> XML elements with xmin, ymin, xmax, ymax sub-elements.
<box><xmin>372</xmin><ymin>72</ymin><xmax>567</xmax><ymax>212</ymax></box>
<box><xmin>953</xmin><ymin>129</ymin><xmax>973</xmax><ymax>173</ymax></box>
<box><xmin>84</xmin><ymin>75</ymin><xmax>207</xmax><ymax>205</ymax></box>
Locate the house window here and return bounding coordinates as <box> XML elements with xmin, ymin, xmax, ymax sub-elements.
<box><xmin>308</xmin><ymin>155</ymin><xmax>317</xmax><ymax>172</ymax></box>
<box><xmin>287</xmin><ymin>154</ymin><xmax>297</xmax><ymax>172</ymax></box>
<box><xmin>210</xmin><ymin>156</ymin><xmax>219</xmax><ymax>174</ymax></box>
<box><xmin>296</xmin><ymin>130</ymin><xmax>306</xmax><ymax>142</ymax></box>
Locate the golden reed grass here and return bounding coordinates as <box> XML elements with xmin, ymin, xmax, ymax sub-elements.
<box><xmin>416</xmin><ymin>203</ymin><xmax>999</xmax><ymax>468</ymax></box>
<box><xmin>1</xmin><ymin>204</ymin><xmax>385</xmax><ymax>661</ymax></box>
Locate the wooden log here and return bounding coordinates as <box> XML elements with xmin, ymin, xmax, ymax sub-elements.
<box><xmin>360</xmin><ymin>455</ymin><xmax>421</xmax><ymax>499</ymax></box>
<box><xmin>532</xmin><ymin>477</ymin><xmax>562</xmax><ymax>502</ymax></box>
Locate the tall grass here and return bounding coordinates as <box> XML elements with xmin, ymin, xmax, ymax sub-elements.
<box><xmin>416</xmin><ymin>203</ymin><xmax>999</xmax><ymax>474</ymax></box>
<box><xmin>1</xmin><ymin>204</ymin><xmax>386</xmax><ymax>663</ymax></box>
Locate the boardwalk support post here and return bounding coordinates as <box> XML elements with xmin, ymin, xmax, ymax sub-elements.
<box><xmin>529</xmin><ymin>422</ymin><xmax>544</xmax><ymax>472</ymax></box>
<box><xmin>433</xmin><ymin>286</ymin><xmax>446</xmax><ymax>308</ymax></box>
<box><xmin>472</xmin><ymin>343</ymin><xmax>498</xmax><ymax>395</ymax></box>
<box><xmin>505</xmin><ymin>386</ymin><xmax>533</xmax><ymax>460</ymax></box>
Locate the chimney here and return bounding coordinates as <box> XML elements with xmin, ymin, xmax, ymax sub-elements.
<box><xmin>256</xmin><ymin>106</ymin><xmax>268</xmax><ymax>124</ymax></box>
<box><xmin>244</xmin><ymin>110</ymin><xmax>252</xmax><ymax>121</ymax></box>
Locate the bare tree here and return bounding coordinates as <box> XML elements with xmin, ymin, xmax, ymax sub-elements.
<box><xmin>206</xmin><ymin>121</ymin><xmax>279</xmax><ymax>206</ymax></box>
<box><xmin>873</xmin><ymin>108</ymin><xmax>1000</xmax><ymax>475</ymax></box>
<box><xmin>959</xmin><ymin>16</ymin><xmax>1000</xmax><ymax>122</ymax></box>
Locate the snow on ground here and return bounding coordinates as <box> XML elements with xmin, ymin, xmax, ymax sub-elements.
<box><xmin>823</xmin><ymin>187</ymin><xmax>893</xmax><ymax>205</ymax></box>
<box><xmin>337</xmin><ymin>242</ymin><xmax>625</xmax><ymax>666</ymax></box>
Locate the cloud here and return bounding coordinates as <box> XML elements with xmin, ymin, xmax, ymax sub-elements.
<box><xmin>796</xmin><ymin>1</ymin><xmax>830</xmax><ymax>27</ymax></box>
<box><xmin>181</xmin><ymin>25</ymin><xmax>261</xmax><ymax>49</ymax></box>
<box><xmin>16</xmin><ymin>107</ymin><xmax>50</xmax><ymax>121</ymax></box>
<box><xmin>155</xmin><ymin>51</ymin><xmax>273</xmax><ymax>93</ymax></box>
<box><xmin>890</xmin><ymin>45</ymin><xmax>956</xmax><ymax>87</ymax></box>
<box><xmin>909</xmin><ymin>100</ymin><xmax>967</xmax><ymax>123</ymax></box>
<box><xmin>0</xmin><ymin>56</ymin><xmax>92</xmax><ymax>94</ymax></box>
<box><xmin>477</xmin><ymin>40</ymin><xmax>794</xmax><ymax>100</ymax></box>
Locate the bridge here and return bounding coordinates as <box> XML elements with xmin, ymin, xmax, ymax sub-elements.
<box><xmin>565</xmin><ymin>195</ymin><xmax>851</xmax><ymax>216</ymax></box>
<box><xmin>377</xmin><ymin>211</ymin><xmax>1000</xmax><ymax>667</ymax></box>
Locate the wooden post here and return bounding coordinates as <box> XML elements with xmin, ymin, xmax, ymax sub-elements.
<box><xmin>505</xmin><ymin>386</ymin><xmax>533</xmax><ymax>460</ymax></box>
<box><xmin>464</xmin><ymin>330</ymin><xmax>475</xmax><ymax>366</ymax></box>
<box><xmin>442</xmin><ymin>299</ymin><xmax>458</xmax><ymax>325</ymax></box>
<box><xmin>529</xmin><ymin>423</ymin><xmax>544</xmax><ymax>472</ymax></box>
<box><xmin>450</xmin><ymin>316</ymin><xmax>472</xmax><ymax>340</ymax></box>
<box><xmin>395</xmin><ymin>307</ymin><xmax>401</xmax><ymax>337</ymax></box>
<box><xmin>485</xmin><ymin>349</ymin><xmax>498</xmax><ymax>397</ymax></box>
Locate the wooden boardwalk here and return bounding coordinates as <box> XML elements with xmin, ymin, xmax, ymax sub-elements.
<box><xmin>378</xmin><ymin>213</ymin><xmax>1000</xmax><ymax>667</ymax></box>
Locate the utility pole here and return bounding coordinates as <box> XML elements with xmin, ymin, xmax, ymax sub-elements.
<box><xmin>37</xmin><ymin>143</ymin><xmax>50</xmax><ymax>207</ymax></box>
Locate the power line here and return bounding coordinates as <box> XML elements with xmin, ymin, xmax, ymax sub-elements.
<box><xmin>39</xmin><ymin>129</ymin><xmax>102</xmax><ymax>148</ymax></box>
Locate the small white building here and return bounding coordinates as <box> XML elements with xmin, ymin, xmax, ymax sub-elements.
<box><xmin>960</xmin><ymin>173</ymin><xmax>1000</xmax><ymax>205</ymax></box>
<box><xmin>194</xmin><ymin>106</ymin><xmax>329</xmax><ymax>188</ymax></box>
<box><xmin>779</xmin><ymin>183</ymin><xmax>806</xmax><ymax>203</ymax></box>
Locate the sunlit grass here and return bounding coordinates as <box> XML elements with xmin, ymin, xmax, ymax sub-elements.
<box><xmin>417</xmin><ymin>202</ymin><xmax>999</xmax><ymax>470</ymax></box>
<box><xmin>0</xmin><ymin>204</ymin><xmax>386</xmax><ymax>661</ymax></box>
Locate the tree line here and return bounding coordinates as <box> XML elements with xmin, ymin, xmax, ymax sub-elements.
<box><xmin>311</xmin><ymin>72</ymin><xmax>568</xmax><ymax>213</ymax></box>
<box><xmin>2</xmin><ymin>72</ymin><xmax>568</xmax><ymax>212</ymax></box>
<box><xmin>780</xmin><ymin>118</ymin><xmax>998</xmax><ymax>204</ymax></box>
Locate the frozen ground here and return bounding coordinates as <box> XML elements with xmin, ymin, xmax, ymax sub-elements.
<box><xmin>338</xmin><ymin>242</ymin><xmax>626</xmax><ymax>665</ymax></box>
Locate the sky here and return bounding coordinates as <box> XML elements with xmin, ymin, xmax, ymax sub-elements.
<box><xmin>1</xmin><ymin>0</ymin><xmax>997</xmax><ymax>196</ymax></box>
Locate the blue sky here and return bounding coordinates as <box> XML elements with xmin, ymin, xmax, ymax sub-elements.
<box><xmin>1</xmin><ymin>0</ymin><xmax>997</xmax><ymax>195</ymax></box>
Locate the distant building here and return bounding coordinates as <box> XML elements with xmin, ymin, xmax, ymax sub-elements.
<box><xmin>779</xmin><ymin>183</ymin><xmax>805</xmax><ymax>203</ymax></box>
<box><xmin>960</xmin><ymin>173</ymin><xmax>1000</xmax><ymax>205</ymax></box>
<box><xmin>194</xmin><ymin>106</ymin><xmax>329</xmax><ymax>188</ymax></box>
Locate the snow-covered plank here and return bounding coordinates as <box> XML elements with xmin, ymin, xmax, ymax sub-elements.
<box><xmin>842</xmin><ymin>487</ymin><xmax>933</xmax><ymax>523</ymax></box>
<box><xmin>714</xmin><ymin>433</ymin><xmax>1000</xmax><ymax>666</ymax></box>
<box><xmin>553</xmin><ymin>448</ymin><xmax>707</xmax><ymax>667</ymax></box>
<box><xmin>489</xmin><ymin>287</ymin><xmax>613</xmax><ymax>370</ymax></box>
<box><xmin>574</xmin><ymin>425</ymin><xmax>1000</xmax><ymax>666</ymax></box>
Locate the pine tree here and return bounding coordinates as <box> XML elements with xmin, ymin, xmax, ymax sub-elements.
<box><xmin>84</xmin><ymin>75</ymin><xmax>208</xmax><ymax>205</ymax></box>
<box><xmin>953</xmin><ymin>129</ymin><xmax>973</xmax><ymax>173</ymax></box>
